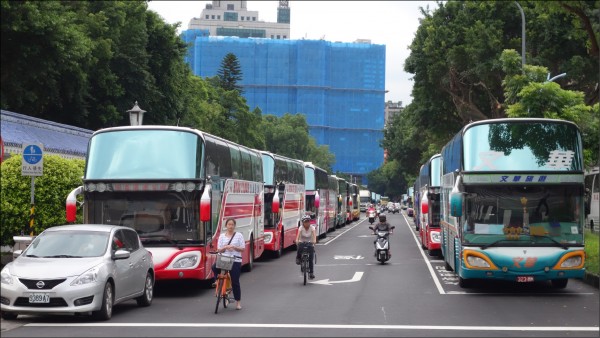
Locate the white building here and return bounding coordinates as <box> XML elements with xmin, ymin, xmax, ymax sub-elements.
<box><xmin>188</xmin><ymin>0</ymin><xmax>290</xmax><ymax>39</ymax></box>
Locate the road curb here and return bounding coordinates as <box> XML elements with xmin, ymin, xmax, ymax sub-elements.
<box><xmin>584</xmin><ymin>271</ymin><xmax>599</xmax><ymax>288</ymax></box>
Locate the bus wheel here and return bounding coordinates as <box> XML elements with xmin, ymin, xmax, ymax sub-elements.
<box><xmin>242</xmin><ymin>237</ymin><xmax>254</xmax><ymax>272</ymax></box>
<box><xmin>274</xmin><ymin>232</ymin><xmax>283</xmax><ymax>258</ymax></box>
<box><xmin>551</xmin><ymin>279</ymin><xmax>568</xmax><ymax>289</ymax></box>
<box><xmin>444</xmin><ymin>260</ymin><xmax>452</xmax><ymax>271</ymax></box>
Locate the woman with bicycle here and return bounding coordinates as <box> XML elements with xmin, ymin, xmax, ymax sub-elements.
<box><xmin>211</xmin><ymin>218</ymin><xmax>245</xmax><ymax>310</ymax></box>
<box><xmin>295</xmin><ymin>214</ymin><xmax>317</xmax><ymax>279</ymax></box>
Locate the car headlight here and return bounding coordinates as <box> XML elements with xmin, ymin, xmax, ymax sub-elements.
<box><xmin>172</xmin><ymin>255</ymin><xmax>199</xmax><ymax>269</ymax></box>
<box><xmin>71</xmin><ymin>265</ymin><xmax>100</xmax><ymax>286</ymax></box>
<box><xmin>1</xmin><ymin>266</ymin><xmax>13</xmax><ymax>285</ymax></box>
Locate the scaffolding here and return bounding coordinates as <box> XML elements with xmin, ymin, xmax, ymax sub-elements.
<box><xmin>182</xmin><ymin>31</ymin><xmax>386</xmax><ymax>180</ymax></box>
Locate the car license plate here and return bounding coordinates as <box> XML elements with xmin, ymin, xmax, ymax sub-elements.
<box><xmin>29</xmin><ymin>293</ymin><xmax>50</xmax><ymax>303</ymax></box>
<box><xmin>516</xmin><ymin>276</ymin><xmax>534</xmax><ymax>283</ymax></box>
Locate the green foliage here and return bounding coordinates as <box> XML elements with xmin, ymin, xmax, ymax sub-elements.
<box><xmin>261</xmin><ymin>113</ymin><xmax>335</xmax><ymax>172</ymax></box>
<box><xmin>0</xmin><ymin>155</ymin><xmax>85</xmax><ymax>246</ymax></box>
<box><xmin>217</xmin><ymin>53</ymin><xmax>243</xmax><ymax>93</ymax></box>
<box><xmin>585</xmin><ymin>230</ymin><xmax>599</xmax><ymax>276</ymax></box>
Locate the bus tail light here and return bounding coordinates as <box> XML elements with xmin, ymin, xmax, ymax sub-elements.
<box><xmin>315</xmin><ymin>191</ymin><xmax>320</xmax><ymax>209</ymax></box>
<box><xmin>200</xmin><ymin>185</ymin><xmax>211</xmax><ymax>222</ymax></box>
<box><xmin>65</xmin><ymin>186</ymin><xmax>83</xmax><ymax>223</ymax></box>
<box><xmin>272</xmin><ymin>187</ymin><xmax>280</xmax><ymax>214</ymax></box>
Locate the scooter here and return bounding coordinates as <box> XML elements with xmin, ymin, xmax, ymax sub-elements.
<box><xmin>369</xmin><ymin>226</ymin><xmax>395</xmax><ymax>264</ymax></box>
<box><xmin>367</xmin><ymin>209</ymin><xmax>377</xmax><ymax>224</ymax></box>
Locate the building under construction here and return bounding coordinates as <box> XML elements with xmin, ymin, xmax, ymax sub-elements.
<box><xmin>181</xmin><ymin>1</ymin><xmax>385</xmax><ymax>182</ymax></box>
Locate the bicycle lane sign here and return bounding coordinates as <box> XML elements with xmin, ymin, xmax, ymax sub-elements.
<box><xmin>22</xmin><ymin>143</ymin><xmax>44</xmax><ymax>176</ymax></box>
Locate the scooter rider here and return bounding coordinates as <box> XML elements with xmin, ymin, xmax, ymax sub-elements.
<box><xmin>372</xmin><ymin>213</ymin><xmax>393</xmax><ymax>256</ymax></box>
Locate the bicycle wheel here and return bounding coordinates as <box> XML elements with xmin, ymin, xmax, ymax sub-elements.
<box><xmin>302</xmin><ymin>258</ymin><xmax>308</xmax><ymax>285</ymax></box>
<box><xmin>214</xmin><ymin>278</ymin><xmax>224</xmax><ymax>314</ymax></box>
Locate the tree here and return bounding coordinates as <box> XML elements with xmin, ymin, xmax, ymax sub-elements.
<box><xmin>1</xmin><ymin>155</ymin><xmax>85</xmax><ymax>246</ymax></box>
<box><xmin>217</xmin><ymin>53</ymin><xmax>243</xmax><ymax>93</ymax></box>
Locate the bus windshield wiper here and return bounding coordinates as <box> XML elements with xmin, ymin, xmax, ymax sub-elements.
<box><xmin>481</xmin><ymin>239</ymin><xmax>514</xmax><ymax>250</ymax></box>
<box><xmin>529</xmin><ymin>234</ymin><xmax>568</xmax><ymax>250</ymax></box>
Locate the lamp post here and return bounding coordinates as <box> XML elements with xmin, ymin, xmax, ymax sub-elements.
<box><xmin>126</xmin><ymin>101</ymin><xmax>146</xmax><ymax>126</ymax></box>
<box><xmin>546</xmin><ymin>73</ymin><xmax>567</xmax><ymax>83</ymax></box>
<box><xmin>515</xmin><ymin>1</ymin><xmax>526</xmax><ymax>69</ymax></box>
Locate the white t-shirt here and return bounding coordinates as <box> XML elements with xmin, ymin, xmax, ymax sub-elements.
<box><xmin>218</xmin><ymin>232</ymin><xmax>245</xmax><ymax>262</ymax></box>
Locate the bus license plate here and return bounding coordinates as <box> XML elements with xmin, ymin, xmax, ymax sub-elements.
<box><xmin>516</xmin><ymin>276</ymin><xmax>534</xmax><ymax>283</ymax></box>
<box><xmin>29</xmin><ymin>293</ymin><xmax>50</xmax><ymax>303</ymax></box>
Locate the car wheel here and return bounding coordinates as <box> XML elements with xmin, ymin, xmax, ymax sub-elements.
<box><xmin>136</xmin><ymin>272</ymin><xmax>154</xmax><ymax>307</ymax></box>
<box><xmin>1</xmin><ymin>311</ymin><xmax>18</xmax><ymax>320</ymax></box>
<box><xmin>93</xmin><ymin>282</ymin><xmax>113</xmax><ymax>321</ymax></box>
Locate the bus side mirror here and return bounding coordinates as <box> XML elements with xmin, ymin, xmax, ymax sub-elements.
<box><xmin>200</xmin><ymin>185</ymin><xmax>211</xmax><ymax>222</ymax></box>
<box><xmin>272</xmin><ymin>188</ymin><xmax>280</xmax><ymax>214</ymax></box>
<box><xmin>421</xmin><ymin>197</ymin><xmax>429</xmax><ymax>215</ymax></box>
<box><xmin>450</xmin><ymin>192</ymin><xmax>463</xmax><ymax>217</ymax></box>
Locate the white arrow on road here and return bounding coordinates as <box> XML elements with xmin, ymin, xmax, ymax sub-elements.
<box><xmin>310</xmin><ymin>272</ymin><xmax>364</xmax><ymax>286</ymax></box>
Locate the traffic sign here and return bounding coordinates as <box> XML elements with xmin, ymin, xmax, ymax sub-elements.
<box><xmin>22</xmin><ymin>143</ymin><xmax>44</xmax><ymax>176</ymax></box>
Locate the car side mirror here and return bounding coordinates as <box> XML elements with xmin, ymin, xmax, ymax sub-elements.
<box><xmin>113</xmin><ymin>249</ymin><xmax>131</xmax><ymax>260</ymax></box>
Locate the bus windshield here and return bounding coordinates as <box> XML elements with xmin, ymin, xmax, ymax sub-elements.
<box><xmin>463</xmin><ymin>122</ymin><xmax>582</xmax><ymax>172</ymax></box>
<box><xmin>86</xmin><ymin>190</ymin><xmax>203</xmax><ymax>246</ymax></box>
<box><xmin>462</xmin><ymin>185</ymin><xmax>584</xmax><ymax>246</ymax></box>
<box><xmin>86</xmin><ymin>129</ymin><xmax>202</xmax><ymax>179</ymax></box>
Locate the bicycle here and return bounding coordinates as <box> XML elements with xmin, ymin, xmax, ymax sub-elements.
<box><xmin>298</xmin><ymin>242</ymin><xmax>316</xmax><ymax>285</ymax></box>
<box><xmin>211</xmin><ymin>252</ymin><xmax>235</xmax><ymax>314</ymax></box>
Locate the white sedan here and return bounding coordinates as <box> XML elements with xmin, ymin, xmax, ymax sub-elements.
<box><xmin>0</xmin><ymin>224</ymin><xmax>154</xmax><ymax>320</ymax></box>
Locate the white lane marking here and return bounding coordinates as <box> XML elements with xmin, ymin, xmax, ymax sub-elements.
<box><xmin>401</xmin><ymin>212</ymin><xmax>446</xmax><ymax>295</ymax></box>
<box><xmin>25</xmin><ymin>323</ymin><xmax>600</xmax><ymax>332</ymax></box>
<box><xmin>310</xmin><ymin>271</ymin><xmax>364</xmax><ymax>285</ymax></box>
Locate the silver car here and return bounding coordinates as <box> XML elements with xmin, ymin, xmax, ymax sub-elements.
<box><xmin>0</xmin><ymin>224</ymin><xmax>154</xmax><ymax>320</ymax></box>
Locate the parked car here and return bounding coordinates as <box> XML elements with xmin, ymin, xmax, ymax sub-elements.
<box><xmin>0</xmin><ymin>224</ymin><xmax>154</xmax><ymax>321</ymax></box>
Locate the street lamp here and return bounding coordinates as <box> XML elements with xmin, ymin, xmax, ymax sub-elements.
<box><xmin>546</xmin><ymin>73</ymin><xmax>567</xmax><ymax>83</ymax></box>
<box><xmin>126</xmin><ymin>101</ymin><xmax>146</xmax><ymax>126</ymax></box>
<box><xmin>515</xmin><ymin>1</ymin><xmax>526</xmax><ymax>69</ymax></box>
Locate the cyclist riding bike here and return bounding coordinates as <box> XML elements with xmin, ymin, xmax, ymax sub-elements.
<box><xmin>295</xmin><ymin>214</ymin><xmax>317</xmax><ymax>279</ymax></box>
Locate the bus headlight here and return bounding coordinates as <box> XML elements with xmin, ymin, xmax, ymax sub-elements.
<box><xmin>466</xmin><ymin>256</ymin><xmax>490</xmax><ymax>268</ymax></box>
<box><xmin>430</xmin><ymin>231</ymin><xmax>441</xmax><ymax>243</ymax></box>
<box><xmin>264</xmin><ymin>233</ymin><xmax>273</xmax><ymax>244</ymax></box>
<box><xmin>170</xmin><ymin>252</ymin><xmax>201</xmax><ymax>269</ymax></box>
<box><xmin>554</xmin><ymin>251</ymin><xmax>585</xmax><ymax>269</ymax></box>
<box><xmin>463</xmin><ymin>249</ymin><xmax>498</xmax><ymax>270</ymax></box>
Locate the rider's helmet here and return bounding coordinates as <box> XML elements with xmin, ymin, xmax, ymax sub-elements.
<box><xmin>301</xmin><ymin>214</ymin><xmax>312</xmax><ymax>223</ymax></box>
<box><xmin>378</xmin><ymin>213</ymin><xmax>387</xmax><ymax>222</ymax></box>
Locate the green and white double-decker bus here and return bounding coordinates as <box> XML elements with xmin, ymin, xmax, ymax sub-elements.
<box><xmin>440</xmin><ymin>118</ymin><xmax>586</xmax><ymax>289</ymax></box>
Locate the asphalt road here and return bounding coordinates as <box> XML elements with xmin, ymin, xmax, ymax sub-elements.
<box><xmin>2</xmin><ymin>211</ymin><xmax>599</xmax><ymax>337</ymax></box>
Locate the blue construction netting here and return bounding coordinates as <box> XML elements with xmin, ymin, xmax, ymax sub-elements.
<box><xmin>181</xmin><ymin>30</ymin><xmax>385</xmax><ymax>182</ymax></box>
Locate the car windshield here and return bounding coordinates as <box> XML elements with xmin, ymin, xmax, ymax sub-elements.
<box><xmin>24</xmin><ymin>231</ymin><xmax>109</xmax><ymax>258</ymax></box>
<box><xmin>462</xmin><ymin>185</ymin><xmax>584</xmax><ymax>246</ymax></box>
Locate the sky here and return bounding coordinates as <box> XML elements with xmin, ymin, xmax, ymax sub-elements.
<box><xmin>147</xmin><ymin>1</ymin><xmax>439</xmax><ymax>106</ymax></box>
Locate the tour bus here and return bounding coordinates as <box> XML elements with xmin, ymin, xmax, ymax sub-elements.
<box><xmin>418</xmin><ymin>154</ymin><xmax>443</xmax><ymax>256</ymax></box>
<box><xmin>350</xmin><ymin>183</ymin><xmax>360</xmax><ymax>221</ymax></box>
<box><xmin>344</xmin><ymin>180</ymin><xmax>353</xmax><ymax>224</ymax></box>
<box><xmin>327</xmin><ymin>175</ymin><xmax>340</xmax><ymax>231</ymax></box>
<box><xmin>584</xmin><ymin>166</ymin><xmax>599</xmax><ymax>231</ymax></box>
<box><xmin>412</xmin><ymin>179</ymin><xmax>420</xmax><ymax>229</ymax></box>
<box><xmin>334</xmin><ymin>176</ymin><xmax>349</xmax><ymax>227</ymax></box>
<box><xmin>440</xmin><ymin>118</ymin><xmax>586</xmax><ymax>288</ymax></box>
<box><xmin>260</xmin><ymin>151</ymin><xmax>305</xmax><ymax>258</ymax></box>
<box><xmin>66</xmin><ymin>125</ymin><xmax>265</xmax><ymax>281</ymax></box>
<box><xmin>304</xmin><ymin>162</ymin><xmax>329</xmax><ymax>238</ymax></box>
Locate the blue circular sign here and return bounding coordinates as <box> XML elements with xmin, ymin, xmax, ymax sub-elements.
<box><xmin>23</xmin><ymin>144</ymin><xmax>43</xmax><ymax>165</ymax></box>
